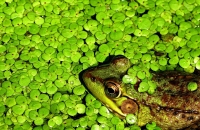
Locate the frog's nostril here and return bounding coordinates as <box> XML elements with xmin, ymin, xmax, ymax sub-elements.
<box><xmin>91</xmin><ymin>76</ymin><xmax>96</xmax><ymax>82</ymax></box>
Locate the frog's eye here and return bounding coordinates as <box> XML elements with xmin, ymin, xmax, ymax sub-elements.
<box><xmin>104</xmin><ymin>80</ymin><xmax>121</xmax><ymax>98</ymax></box>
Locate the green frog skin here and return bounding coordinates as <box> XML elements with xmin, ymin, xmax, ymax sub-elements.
<box><xmin>82</xmin><ymin>56</ymin><xmax>200</xmax><ymax>129</ymax></box>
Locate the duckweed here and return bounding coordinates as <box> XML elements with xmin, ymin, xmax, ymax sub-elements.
<box><xmin>0</xmin><ymin>0</ymin><xmax>200</xmax><ymax>129</ymax></box>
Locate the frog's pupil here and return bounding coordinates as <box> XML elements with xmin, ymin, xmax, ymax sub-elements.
<box><xmin>108</xmin><ymin>87</ymin><xmax>115</xmax><ymax>93</ymax></box>
<box><xmin>91</xmin><ymin>76</ymin><xmax>96</xmax><ymax>82</ymax></box>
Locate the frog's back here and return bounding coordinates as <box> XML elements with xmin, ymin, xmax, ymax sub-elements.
<box><xmin>153</xmin><ymin>71</ymin><xmax>200</xmax><ymax>129</ymax></box>
<box><xmin>151</xmin><ymin>105</ymin><xmax>200</xmax><ymax>129</ymax></box>
<box><xmin>130</xmin><ymin>71</ymin><xmax>200</xmax><ymax>129</ymax></box>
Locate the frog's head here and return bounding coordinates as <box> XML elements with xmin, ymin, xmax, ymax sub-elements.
<box><xmin>82</xmin><ymin>56</ymin><xmax>138</xmax><ymax>117</ymax></box>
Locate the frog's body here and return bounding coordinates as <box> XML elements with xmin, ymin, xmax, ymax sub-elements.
<box><xmin>82</xmin><ymin>56</ymin><xmax>200</xmax><ymax>129</ymax></box>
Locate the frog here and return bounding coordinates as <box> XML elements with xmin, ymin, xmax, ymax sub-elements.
<box><xmin>82</xmin><ymin>55</ymin><xmax>200</xmax><ymax>130</ymax></box>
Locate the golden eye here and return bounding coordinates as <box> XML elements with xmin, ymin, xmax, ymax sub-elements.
<box><xmin>104</xmin><ymin>80</ymin><xmax>121</xmax><ymax>98</ymax></box>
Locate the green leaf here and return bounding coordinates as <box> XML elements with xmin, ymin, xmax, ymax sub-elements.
<box><xmin>110</xmin><ymin>31</ymin><xmax>123</xmax><ymax>40</ymax></box>
<box><xmin>95</xmin><ymin>31</ymin><xmax>106</xmax><ymax>40</ymax></box>
<box><xmin>38</xmin><ymin>107</ymin><xmax>49</xmax><ymax>118</ymax></box>
<box><xmin>28</xmin><ymin>24</ymin><xmax>40</xmax><ymax>34</ymax></box>
<box><xmin>169</xmin><ymin>0</ymin><xmax>181</xmax><ymax>11</ymax></box>
<box><xmin>73</xmin><ymin>85</ymin><xmax>85</xmax><ymax>95</ymax></box>
<box><xmin>137</xmin><ymin>71</ymin><xmax>146</xmax><ymax>79</ymax></box>
<box><xmin>138</xmin><ymin>81</ymin><xmax>149</xmax><ymax>92</ymax></box>
<box><xmin>187</xmin><ymin>82</ymin><xmax>197</xmax><ymax>91</ymax></box>
<box><xmin>29</xmin><ymin>101</ymin><xmax>41</xmax><ymax>110</ymax></box>
<box><xmin>99</xmin><ymin>106</ymin><xmax>113</xmax><ymax>118</ymax></box>
<box><xmin>75</xmin><ymin>104</ymin><xmax>86</xmax><ymax>114</ymax></box>
<box><xmin>5</xmin><ymin>97</ymin><xmax>16</xmax><ymax>107</ymax></box>
<box><xmin>112</xmin><ymin>12</ymin><xmax>125</xmax><ymax>22</ymax></box>
<box><xmin>14</xmin><ymin>25</ymin><xmax>27</xmax><ymax>35</ymax></box>
<box><xmin>150</xmin><ymin>62</ymin><xmax>159</xmax><ymax>71</ymax></box>
<box><xmin>96</xmin><ymin>52</ymin><xmax>107</xmax><ymax>62</ymax></box>
<box><xmin>138</xmin><ymin>18</ymin><xmax>152</xmax><ymax>29</ymax></box>
<box><xmin>0</xmin><ymin>45</ymin><xmax>6</xmax><ymax>53</ymax></box>
<box><xmin>126</xmin><ymin>114</ymin><xmax>137</xmax><ymax>124</ymax></box>
<box><xmin>19</xmin><ymin>75</ymin><xmax>31</xmax><ymax>86</ymax></box>
<box><xmin>34</xmin><ymin>118</ymin><xmax>44</xmax><ymax>126</ymax></box>
<box><xmin>179</xmin><ymin>58</ymin><xmax>190</xmax><ymax>68</ymax></box>
<box><xmin>159</xmin><ymin>57</ymin><xmax>167</xmax><ymax>66</ymax></box>
<box><xmin>99</xmin><ymin>44</ymin><xmax>110</xmax><ymax>53</ymax></box>
<box><xmin>16</xmin><ymin>95</ymin><xmax>27</xmax><ymax>104</ymax></box>
<box><xmin>12</xmin><ymin>104</ymin><xmax>26</xmax><ymax>115</ymax></box>
<box><xmin>30</xmin><ymin>89</ymin><xmax>40</xmax><ymax>100</ymax></box>
<box><xmin>96</xmin><ymin>12</ymin><xmax>108</xmax><ymax>23</ymax></box>
<box><xmin>17</xmin><ymin>115</ymin><xmax>26</xmax><ymax>124</ymax></box>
